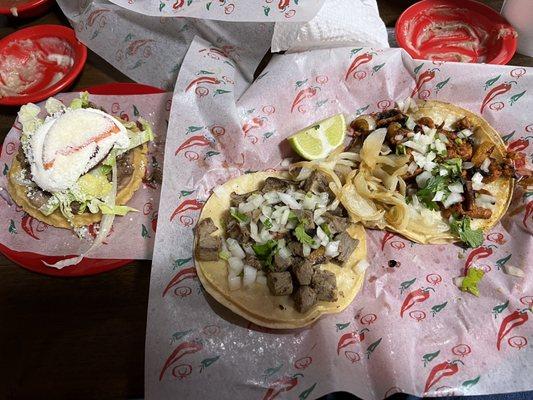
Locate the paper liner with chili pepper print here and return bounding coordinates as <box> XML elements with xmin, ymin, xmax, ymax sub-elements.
<box><xmin>56</xmin><ymin>0</ymin><xmax>274</xmax><ymax>90</ymax></box>
<box><xmin>108</xmin><ymin>0</ymin><xmax>326</xmax><ymax>22</ymax></box>
<box><xmin>0</xmin><ymin>92</ymin><xmax>171</xmax><ymax>260</ymax></box>
<box><xmin>146</xmin><ymin>37</ymin><xmax>532</xmax><ymax>399</ymax></box>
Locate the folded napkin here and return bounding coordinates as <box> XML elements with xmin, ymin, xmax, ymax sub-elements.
<box><xmin>272</xmin><ymin>0</ymin><xmax>389</xmax><ymax>52</ymax></box>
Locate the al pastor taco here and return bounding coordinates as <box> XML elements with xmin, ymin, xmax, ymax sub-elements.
<box><xmin>293</xmin><ymin>99</ymin><xmax>516</xmax><ymax>247</ymax></box>
<box><xmin>194</xmin><ymin>171</ymin><xmax>367</xmax><ymax>329</ymax></box>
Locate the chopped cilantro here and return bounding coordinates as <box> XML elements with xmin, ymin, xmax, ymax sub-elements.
<box><xmin>395</xmin><ymin>144</ymin><xmax>406</xmax><ymax>155</ymax></box>
<box><xmin>287</xmin><ymin>211</ymin><xmax>299</xmax><ymax>222</ymax></box>
<box><xmin>460</xmin><ymin>267</ymin><xmax>484</xmax><ymax>296</ymax></box>
<box><xmin>416</xmin><ymin>175</ymin><xmax>448</xmax><ymax>210</ymax></box>
<box><xmin>252</xmin><ymin>239</ymin><xmax>278</xmax><ymax>268</ymax></box>
<box><xmin>320</xmin><ymin>223</ymin><xmax>332</xmax><ymax>239</ymax></box>
<box><xmin>294</xmin><ymin>223</ymin><xmax>315</xmax><ymax>246</ymax></box>
<box><xmin>450</xmin><ymin>217</ymin><xmax>484</xmax><ymax>248</ymax></box>
<box><xmin>455</xmin><ymin>138</ymin><xmax>463</xmax><ymax>145</ymax></box>
<box><xmin>263</xmin><ymin>218</ymin><xmax>273</xmax><ymax>229</ymax></box>
<box><xmin>230</xmin><ymin>208</ymin><xmax>249</xmax><ymax>224</ymax></box>
<box><xmin>441</xmin><ymin>158</ymin><xmax>462</xmax><ymax>177</ymax></box>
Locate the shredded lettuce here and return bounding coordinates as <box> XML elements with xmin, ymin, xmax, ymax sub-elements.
<box><xmin>18</xmin><ymin>103</ymin><xmax>43</xmax><ymax>141</ymax></box>
<box><xmin>99</xmin><ymin>204</ymin><xmax>137</xmax><ymax>216</ymax></box>
<box><xmin>119</xmin><ymin>118</ymin><xmax>154</xmax><ymax>155</ymax></box>
<box><xmin>460</xmin><ymin>267</ymin><xmax>484</xmax><ymax>296</ymax></box>
<box><xmin>69</xmin><ymin>91</ymin><xmax>90</xmax><ymax>109</ymax></box>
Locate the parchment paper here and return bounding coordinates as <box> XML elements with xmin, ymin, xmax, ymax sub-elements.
<box><xmin>0</xmin><ymin>92</ymin><xmax>171</xmax><ymax>260</ymax></box>
<box><xmin>108</xmin><ymin>0</ymin><xmax>325</xmax><ymax>22</ymax></box>
<box><xmin>146</xmin><ymin>36</ymin><xmax>532</xmax><ymax>399</ymax></box>
<box><xmin>57</xmin><ymin>0</ymin><xmax>274</xmax><ymax>90</ymax></box>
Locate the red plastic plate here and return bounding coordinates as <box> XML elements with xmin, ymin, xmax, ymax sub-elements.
<box><xmin>0</xmin><ymin>82</ymin><xmax>165</xmax><ymax>277</ymax></box>
<box><xmin>0</xmin><ymin>0</ymin><xmax>54</xmax><ymax>18</ymax></box>
<box><xmin>395</xmin><ymin>0</ymin><xmax>517</xmax><ymax>64</ymax></box>
<box><xmin>0</xmin><ymin>25</ymin><xmax>87</xmax><ymax>106</ymax></box>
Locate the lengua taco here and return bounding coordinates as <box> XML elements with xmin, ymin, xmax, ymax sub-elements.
<box><xmin>7</xmin><ymin>92</ymin><xmax>154</xmax><ymax>266</ymax></box>
<box><xmin>294</xmin><ymin>99</ymin><xmax>516</xmax><ymax>247</ymax></box>
<box><xmin>194</xmin><ymin>171</ymin><xmax>367</xmax><ymax>329</ymax></box>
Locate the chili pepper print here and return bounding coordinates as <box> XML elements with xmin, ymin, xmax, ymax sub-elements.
<box><xmin>185</xmin><ymin>76</ymin><xmax>221</xmax><ymax>92</ymax></box>
<box><xmin>199</xmin><ymin>356</ymin><xmax>220</xmax><ymax>373</ymax></box>
<box><xmin>87</xmin><ymin>9</ymin><xmax>110</xmax><ymax>27</ymax></box>
<box><xmin>263</xmin><ymin>373</ymin><xmax>303</xmax><ymax>400</ymax></box>
<box><xmin>345</xmin><ymin>53</ymin><xmax>373</xmax><ymax>81</ymax></box>
<box><xmin>492</xmin><ymin>300</ymin><xmax>509</xmax><ymax>318</ymax></box>
<box><xmin>365</xmin><ymin>337</ymin><xmax>382</xmax><ymax>359</ymax></box>
<box><xmin>424</xmin><ymin>360</ymin><xmax>464</xmax><ymax>394</ymax></box>
<box><xmin>422</xmin><ymin>350</ymin><xmax>440</xmax><ymax>367</ymax></box>
<box><xmin>523</xmin><ymin>201</ymin><xmax>533</xmax><ymax>228</ymax></box>
<box><xmin>175</xmin><ymin>135</ymin><xmax>212</xmax><ymax>155</ymax></box>
<box><xmin>159</xmin><ymin>340</ymin><xmax>203</xmax><ymax>381</ymax></box>
<box><xmin>299</xmin><ymin>383</ymin><xmax>317</xmax><ymax>400</ymax></box>
<box><xmin>242</xmin><ymin>117</ymin><xmax>267</xmax><ymax>135</ymax></box>
<box><xmin>162</xmin><ymin>267</ymin><xmax>197</xmax><ymax>297</ymax></box>
<box><xmin>169</xmin><ymin>199</ymin><xmax>203</xmax><ymax>222</ymax></box>
<box><xmin>291</xmin><ymin>87</ymin><xmax>320</xmax><ymax>113</ymax></box>
<box><xmin>480</xmin><ymin>81</ymin><xmax>516</xmax><ymax>114</ymax></box>
<box><xmin>496</xmin><ymin>309</ymin><xmax>529</xmax><ymax>351</ymax></box>
<box><xmin>508</xmin><ymin>138</ymin><xmax>530</xmax><ymax>152</ymax></box>
<box><xmin>336</xmin><ymin>328</ymin><xmax>369</xmax><ymax>355</ymax></box>
<box><xmin>380</xmin><ymin>231</ymin><xmax>394</xmax><ymax>251</ymax></box>
<box><xmin>411</xmin><ymin>69</ymin><xmax>438</xmax><ymax>99</ymax></box>
<box><xmin>21</xmin><ymin>214</ymin><xmax>40</xmax><ymax>240</ymax></box>
<box><xmin>173</xmin><ymin>0</ymin><xmax>185</xmax><ymax>9</ymax></box>
<box><xmin>399</xmin><ymin>278</ymin><xmax>416</xmax><ymax>294</ymax></box>
<box><xmin>463</xmin><ymin>246</ymin><xmax>493</xmax><ymax>275</ymax></box>
<box><xmin>509</xmin><ymin>90</ymin><xmax>526</xmax><ymax>106</ymax></box>
<box><xmin>400</xmin><ymin>287</ymin><xmax>434</xmax><ymax>318</ymax></box>
<box><xmin>278</xmin><ymin>0</ymin><xmax>290</xmax><ymax>10</ymax></box>
<box><xmin>126</xmin><ymin>39</ymin><xmax>155</xmax><ymax>57</ymax></box>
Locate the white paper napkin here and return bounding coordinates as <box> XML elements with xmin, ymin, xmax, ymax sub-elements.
<box><xmin>272</xmin><ymin>0</ymin><xmax>389</xmax><ymax>52</ymax></box>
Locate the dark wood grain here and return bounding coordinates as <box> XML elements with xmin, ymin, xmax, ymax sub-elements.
<box><xmin>0</xmin><ymin>1</ymin><xmax>531</xmax><ymax>399</ymax></box>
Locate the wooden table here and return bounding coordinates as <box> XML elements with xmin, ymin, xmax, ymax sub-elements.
<box><xmin>0</xmin><ymin>1</ymin><xmax>531</xmax><ymax>399</ymax></box>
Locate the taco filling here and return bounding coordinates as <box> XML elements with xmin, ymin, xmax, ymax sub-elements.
<box><xmin>290</xmin><ymin>100</ymin><xmax>516</xmax><ymax>247</ymax></box>
<box><xmin>7</xmin><ymin>92</ymin><xmax>154</xmax><ymax>229</ymax></box>
<box><xmin>195</xmin><ymin>173</ymin><xmax>363</xmax><ymax>314</ymax></box>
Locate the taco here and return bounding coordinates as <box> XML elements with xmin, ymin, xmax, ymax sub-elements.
<box><xmin>293</xmin><ymin>99</ymin><xmax>516</xmax><ymax>247</ymax></box>
<box><xmin>194</xmin><ymin>171</ymin><xmax>367</xmax><ymax>329</ymax></box>
<box><xmin>7</xmin><ymin>92</ymin><xmax>154</xmax><ymax>231</ymax></box>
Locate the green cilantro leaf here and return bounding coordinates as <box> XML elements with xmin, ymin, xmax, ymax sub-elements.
<box><xmin>263</xmin><ymin>218</ymin><xmax>273</xmax><ymax>229</ymax></box>
<box><xmin>230</xmin><ymin>208</ymin><xmax>249</xmax><ymax>224</ymax></box>
<box><xmin>320</xmin><ymin>223</ymin><xmax>332</xmax><ymax>239</ymax></box>
<box><xmin>287</xmin><ymin>210</ymin><xmax>299</xmax><ymax>222</ymax></box>
<box><xmin>460</xmin><ymin>267</ymin><xmax>485</xmax><ymax>296</ymax></box>
<box><xmin>441</xmin><ymin>158</ymin><xmax>462</xmax><ymax>177</ymax></box>
<box><xmin>294</xmin><ymin>223</ymin><xmax>315</xmax><ymax>246</ymax></box>
<box><xmin>450</xmin><ymin>217</ymin><xmax>484</xmax><ymax>248</ymax></box>
<box><xmin>416</xmin><ymin>175</ymin><xmax>448</xmax><ymax>209</ymax></box>
<box><xmin>252</xmin><ymin>239</ymin><xmax>278</xmax><ymax>269</ymax></box>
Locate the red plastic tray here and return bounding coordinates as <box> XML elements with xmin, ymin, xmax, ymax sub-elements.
<box><xmin>0</xmin><ymin>82</ymin><xmax>165</xmax><ymax>277</ymax></box>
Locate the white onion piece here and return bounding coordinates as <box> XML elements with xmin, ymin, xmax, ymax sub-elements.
<box><xmin>463</xmin><ymin>162</ymin><xmax>474</xmax><ymax>169</ymax></box>
<box><xmin>280</xmin><ymin>208</ymin><xmax>291</xmax><ymax>226</ymax></box>
<box><xmin>226</xmin><ymin>238</ymin><xmax>245</xmax><ymax>259</ymax></box>
<box><xmin>293</xmin><ymin>167</ymin><xmax>312</xmax><ymax>181</ymax></box>
<box><xmin>278</xmin><ymin>192</ymin><xmax>302</xmax><ymax>209</ymax></box>
<box><xmin>249</xmin><ymin>193</ymin><xmax>265</xmax><ymax>208</ymax></box>
<box><xmin>416</xmin><ymin>171</ymin><xmax>433</xmax><ymax>188</ymax></box>
<box><xmin>243</xmin><ymin>265</ymin><xmax>257</xmax><ymax>287</ymax></box>
<box><xmin>261</xmin><ymin>205</ymin><xmax>273</xmax><ymax>217</ymax></box>
<box><xmin>472</xmin><ymin>172</ymin><xmax>484</xmax><ymax>190</ymax></box>
<box><xmin>239</xmin><ymin>201</ymin><xmax>256</xmax><ymax>213</ymax></box>
<box><xmin>228</xmin><ymin>257</ymin><xmax>244</xmax><ymax>274</ymax></box>
<box><xmin>356</xmin><ymin>259</ymin><xmax>370</xmax><ymax>274</ymax></box>
<box><xmin>316</xmin><ymin>226</ymin><xmax>329</xmax><ymax>245</ymax></box>
<box><xmin>325</xmin><ymin>241</ymin><xmax>340</xmax><ymax>257</ymax></box>
<box><xmin>263</xmin><ymin>192</ymin><xmax>280</xmax><ymax>205</ymax></box>
<box><xmin>443</xmin><ymin>192</ymin><xmax>463</xmax><ymax>208</ymax></box>
<box><xmin>302</xmin><ymin>244</ymin><xmax>311</xmax><ymax>257</ymax></box>
<box><xmin>448</xmin><ymin>182</ymin><xmax>464</xmax><ymax>193</ymax></box>
<box><xmin>303</xmin><ymin>194</ymin><xmax>317</xmax><ymax>210</ymax></box>
<box><xmin>244</xmin><ymin>245</ymin><xmax>254</xmax><ymax>255</ymax></box>
<box><xmin>278</xmin><ymin>245</ymin><xmax>292</xmax><ymax>259</ymax></box>
<box><xmin>480</xmin><ymin>158</ymin><xmax>491</xmax><ymax>173</ymax></box>
<box><xmin>405</xmin><ymin>117</ymin><xmax>416</xmax><ymax>130</ymax></box>
<box><xmin>432</xmin><ymin>191</ymin><xmax>445</xmax><ymax>202</ymax></box>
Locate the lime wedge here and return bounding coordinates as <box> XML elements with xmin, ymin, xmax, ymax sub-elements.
<box><xmin>288</xmin><ymin>114</ymin><xmax>346</xmax><ymax>160</ymax></box>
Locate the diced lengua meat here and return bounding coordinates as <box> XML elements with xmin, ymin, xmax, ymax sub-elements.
<box><xmin>267</xmin><ymin>271</ymin><xmax>293</xmax><ymax>296</ymax></box>
<box><xmin>302</xmin><ymin>170</ymin><xmax>330</xmax><ymax>195</ymax></box>
<box><xmin>288</xmin><ymin>241</ymin><xmax>304</xmax><ymax>257</ymax></box>
<box><xmin>261</xmin><ymin>177</ymin><xmax>294</xmax><ymax>194</ymax></box>
<box><xmin>230</xmin><ymin>191</ymin><xmax>249</xmax><ymax>207</ymax></box>
<box><xmin>273</xmin><ymin>254</ymin><xmax>292</xmax><ymax>272</ymax></box>
<box><xmin>245</xmin><ymin>254</ymin><xmax>262</xmax><ymax>270</ymax></box>
<box><xmin>292</xmin><ymin>261</ymin><xmax>314</xmax><ymax>285</ymax></box>
<box><xmin>311</xmin><ymin>269</ymin><xmax>338</xmax><ymax>302</ymax></box>
<box><xmin>336</xmin><ymin>232</ymin><xmax>359</xmax><ymax>263</ymax></box>
<box><xmin>293</xmin><ymin>286</ymin><xmax>317</xmax><ymax>313</ymax></box>
<box><xmin>322</xmin><ymin>212</ymin><xmax>349</xmax><ymax>234</ymax></box>
<box><xmin>195</xmin><ymin>218</ymin><xmax>221</xmax><ymax>261</ymax></box>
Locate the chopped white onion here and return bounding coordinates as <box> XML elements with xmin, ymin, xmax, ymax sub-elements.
<box><xmin>459</xmin><ymin>129</ymin><xmax>473</xmax><ymax>137</ymax></box>
<box><xmin>302</xmin><ymin>244</ymin><xmax>311</xmax><ymax>257</ymax></box>
<box><xmin>278</xmin><ymin>192</ymin><xmax>302</xmax><ymax>209</ymax></box>
<box><xmin>239</xmin><ymin>201</ymin><xmax>256</xmax><ymax>213</ymax></box>
<box><xmin>250</xmin><ymin>220</ymin><xmax>260</xmax><ymax>242</ymax></box>
<box><xmin>259</xmin><ymin>229</ymin><xmax>273</xmax><ymax>242</ymax></box>
<box><xmin>472</xmin><ymin>172</ymin><xmax>484</xmax><ymax>191</ymax></box>
<box><xmin>261</xmin><ymin>205</ymin><xmax>273</xmax><ymax>217</ymax></box>
<box><xmin>278</xmin><ymin>245</ymin><xmax>292</xmax><ymax>259</ymax></box>
<box><xmin>226</xmin><ymin>238</ymin><xmax>246</xmax><ymax>259</ymax></box>
<box><xmin>416</xmin><ymin>171</ymin><xmax>433</xmax><ymax>188</ymax></box>
<box><xmin>443</xmin><ymin>192</ymin><xmax>463</xmax><ymax>208</ymax></box>
<box><xmin>439</xmin><ymin>168</ymin><xmax>449</xmax><ymax>176</ymax></box>
<box><xmin>325</xmin><ymin>241</ymin><xmax>340</xmax><ymax>257</ymax></box>
<box><xmin>244</xmin><ymin>245</ymin><xmax>254</xmax><ymax>255</ymax></box>
<box><xmin>407</xmin><ymin>161</ymin><xmax>418</xmax><ymax>174</ymax></box>
<box><xmin>303</xmin><ymin>193</ymin><xmax>317</xmax><ymax>210</ymax></box>
<box><xmin>294</xmin><ymin>167</ymin><xmax>312</xmax><ymax>181</ymax></box>
<box><xmin>380</xmin><ymin>145</ymin><xmax>392</xmax><ymax>155</ymax></box>
<box><xmin>256</xmin><ymin>275</ymin><xmax>267</xmax><ymax>285</ymax></box>
<box><xmin>405</xmin><ymin>116</ymin><xmax>416</xmax><ymax>130</ymax></box>
<box><xmin>316</xmin><ymin>226</ymin><xmax>329</xmax><ymax>246</ymax></box>
<box><xmin>463</xmin><ymin>162</ymin><xmax>474</xmax><ymax>169</ymax></box>
<box><xmin>432</xmin><ymin>190</ymin><xmax>445</xmax><ymax>202</ymax></box>
<box><xmin>228</xmin><ymin>257</ymin><xmax>244</xmax><ymax>274</ymax></box>
<box><xmin>448</xmin><ymin>182</ymin><xmax>464</xmax><ymax>193</ymax></box>
<box><xmin>480</xmin><ymin>158</ymin><xmax>491</xmax><ymax>173</ymax></box>
<box><xmin>263</xmin><ymin>192</ymin><xmax>280</xmax><ymax>205</ymax></box>
<box><xmin>279</xmin><ymin>208</ymin><xmax>291</xmax><ymax>226</ymax></box>
<box><xmin>438</xmin><ymin>132</ymin><xmax>449</xmax><ymax>143</ymax></box>
<box><xmin>243</xmin><ymin>265</ymin><xmax>257</xmax><ymax>287</ymax></box>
